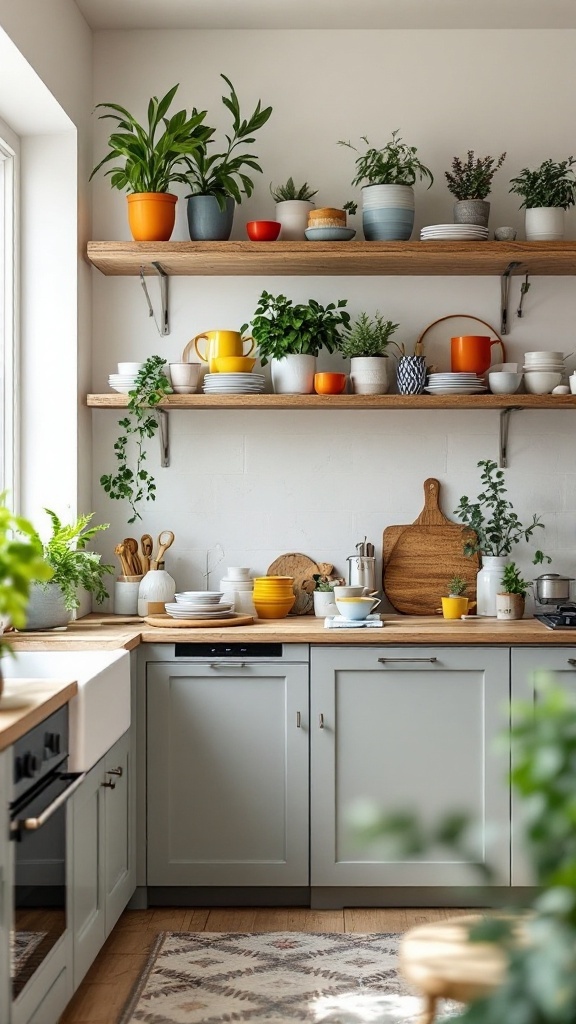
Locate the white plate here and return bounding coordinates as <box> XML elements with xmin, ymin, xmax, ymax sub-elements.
<box><xmin>165</xmin><ymin>607</ymin><xmax>234</xmax><ymax>619</ymax></box>
<box><xmin>167</xmin><ymin>600</ymin><xmax>233</xmax><ymax>611</ymax></box>
<box><xmin>204</xmin><ymin>373</ymin><xmax>265</xmax><ymax>381</ymax></box>
<box><xmin>425</xmin><ymin>386</ymin><xmax>487</xmax><ymax>395</ymax></box>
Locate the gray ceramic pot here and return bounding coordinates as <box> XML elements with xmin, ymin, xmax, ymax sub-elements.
<box><xmin>187</xmin><ymin>195</ymin><xmax>235</xmax><ymax>241</ymax></box>
<box><xmin>24</xmin><ymin>582</ymin><xmax>70</xmax><ymax>630</ymax></box>
<box><xmin>453</xmin><ymin>200</ymin><xmax>490</xmax><ymax>227</ymax></box>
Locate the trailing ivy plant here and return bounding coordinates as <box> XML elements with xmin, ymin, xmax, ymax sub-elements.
<box><xmin>445</xmin><ymin>150</ymin><xmax>507</xmax><ymax>201</ymax></box>
<box><xmin>100</xmin><ymin>355</ymin><xmax>172</xmax><ymax>524</ymax></box>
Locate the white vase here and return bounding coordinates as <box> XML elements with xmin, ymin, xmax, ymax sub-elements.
<box><xmin>271</xmin><ymin>354</ymin><xmax>316</xmax><ymax>394</ymax></box>
<box><xmin>349</xmin><ymin>356</ymin><xmax>389</xmax><ymax>395</ymax></box>
<box><xmin>313</xmin><ymin>590</ymin><xmax>337</xmax><ymax>617</ymax></box>
<box><xmin>524</xmin><ymin>207</ymin><xmax>565</xmax><ymax>241</ymax></box>
<box><xmin>476</xmin><ymin>556</ymin><xmax>509</xmax><ymax>617</ymax></box>
<box><xmin>274</xmin><ymin>200</ymin><xmax>315</xmax><ymax>241</ymax></box>
<box><xmin>138</xmin><ymin>568</ymin><xmax>176</xmax><ymax>616</ymax></box>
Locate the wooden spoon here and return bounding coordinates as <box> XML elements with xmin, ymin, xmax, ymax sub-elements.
<box><xmin>123</xmin><ymin>537</ymin><xmax>142</xmax><ymax>575</ymax></box>
<box><xmin>151</xmin><ymin>530</ymin><xmax>175</xmax><ymax>569</ymax></box>
<box><xmin>114</xmin><ymin>543</ymin><xmax>131</xmax><ymax>577</ymax></box>
<box><xmin>140</xmin><ymin>534</ymin><xmax>153</xmax><ymax>575</ymax></box>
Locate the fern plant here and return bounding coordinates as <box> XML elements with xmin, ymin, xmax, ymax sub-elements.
<box><xmin>33</xmin><ymin>510</ymin><xmax>113</xmax><ymax>612</ymax></box>
<box><xmin>270</xmin><ymin>177</ymin><xmax>318</xmax><ymax>202</ymax></box>
<box><xmin>339</xmin><ymin>312</ymin><xmax>400</xmax><ymax>359</ymax></box>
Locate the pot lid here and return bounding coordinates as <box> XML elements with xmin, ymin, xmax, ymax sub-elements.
<box><xmin>535</xmin><ymin>572</ymin><xmax>574</xmax><ymax>581</ymax></box>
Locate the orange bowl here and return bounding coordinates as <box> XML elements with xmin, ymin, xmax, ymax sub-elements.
<box><xmin>314</xmin><ymin>372</ymin><xmax>347</xmax><ymax>395</ymax></box>
<box><xmin>254</xmin><ymin>596</ymin><xmax>295</xmax><ymax>618</ymax></box>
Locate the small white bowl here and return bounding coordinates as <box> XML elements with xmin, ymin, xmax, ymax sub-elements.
<box><xmin>226</xmin><ymin>567</ymin><xmax>251</xmax><ymax>580</ymax></box>
<box><xmin>488</xmin><ymin>371</ymin><xmax>523</xmax><ymax>395</ymax></box>
<box><xmin>524</xmin><ymin>371</ymin><xmax>563</xmax><ymax>394</ymax></box>
<box><xmin>118</xmin><ymin>362</ymin><xmax>144</xmax><ymax>375</ymax></box>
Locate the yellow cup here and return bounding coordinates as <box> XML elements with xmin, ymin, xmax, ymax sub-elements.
<box><xmin>213</xmin><ymin>355</ymin><xmax>256</xmax><ymax>374</ymax></box>
<box><xmin>441</xmin><ymin>596</ymin><xmax>469</xmax><ymax>619</ymax></box>
<box><xmin>186</xmin><ymin>330</ymin><xmax>255</xmax><ymax>374</ymax></box>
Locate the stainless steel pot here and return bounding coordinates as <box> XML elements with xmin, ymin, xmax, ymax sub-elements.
<box><xmin>534</xmin><ymin>573</ymin><xmax>574</xmax><ymax>605</ymax></box>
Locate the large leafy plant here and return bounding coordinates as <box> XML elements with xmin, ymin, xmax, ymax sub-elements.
<box><xmin>339</xmin><ymin>312</ymin><xmax>400</xmax><ymax>359</ymax></box>
<box><xmin>0</xmin><ymin>498</ymin><xmax>52</xmax><ymax>653</ymax></box>
<box><xmin>89</xmin><ymin>83</ymin><xmax>212</xmax><ymax>193</ymax></box>
<box><xmin>454</xmin><ymin>458</ymin><xmax>550</xmax><ymax>562</ymax></box>
<box><xmin>338</xmin><ymin>130</ymin><xmax>434</xmax><ymax>188</ymax></box>
<box><xmin>242</xmin><ymin>290</ymin><xmax>350</xmax><ymax>366</ymax></box>
<box><xmin>184</xmin><ymin>74</ymin><xmax>272</xmax><ymax>209</ymax></box>
<box><xmin>101</xmin><ymin>355</ymin><xmax>173</xmax><ymax>524</ymax></box>
<box><xmin>509</xmin><ymin>157</ymin><xmax>576</xmax><ymax>209</ymax></box>
<box><xmin>34</xmin><ymin>510</ymin><xmax>113</xmax><ymax>612</ymax></box>
<box><xmin>445</xmin><ymin>150</ymin><xmax>507</xmax><ymax>200</ymax></box>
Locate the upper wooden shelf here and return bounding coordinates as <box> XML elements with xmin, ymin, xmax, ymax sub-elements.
<box><xmin>86</xmin><ymin>240</ymin><xmax>576</xmax><ymax>277</ymax></box>
<box><xmin>86</xmin><ymin>393</ymin><xmax>576</xmax><ymax>410</ymax></box>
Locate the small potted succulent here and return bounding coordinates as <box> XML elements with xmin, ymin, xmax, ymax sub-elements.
<box><xmin>270</xmin><ymin>177</ymin><xmax>318</xmax><ymax>240</ymax></box>
<box><xmin>496</xmin><ymin>562</ymin><xmax>532</xmax><ymax>620</ymax></box>
<box><xmin>311</xmin><ymin>573</ymin><xmax>339</xmax><ymax>617</ymax></box>
<box><xmin>339</xmin><ymin>312</ymin><xmax>400</xmax><ymax>395</ymax></box>
<box><xmin>338</xmin><ymin>129</ymin><xmax>433</xmax><ymax>240</ymax></box>
<box><xmin>509</xmin><ymin>156</ymin><xmax>576</xmax><ymax>240</ymax></box>
<box><xmin>441</xmin><ymin>576</ymin><xmax>469</xmax><ymax>619</ymax></box>
<box><xmin>445</xmin><ymin>150</ymin><xmax>506</xmax><ymax>227</ymax></box>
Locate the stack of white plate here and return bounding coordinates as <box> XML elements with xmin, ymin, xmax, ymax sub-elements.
<box><xmin>425</xmin><ymin>372</ymin><xmax>487</xmax><ymax>395</ymax></box>
<box><xmin>108</xmin><ymin>374</ymin><xmax>139</xmax><ymax>394</ymax></box>
<box><xmin>420</xmin><ymin>224</ymin><xmax>490</xmax><ymax>241</ymax></box>
<box><xmin>203</xmin><ymin>373</ymin><xmax>266</xmax><ymax>395</ymax></box>
<box><xmin>523</xmin><ymin>350</ymin><xmax>566</xmax><ymax>374</ymax></box>
<box><xmin>165</xmin><ymin>591</ymin><xmax>234</xmax><ymax>619</ymax></box>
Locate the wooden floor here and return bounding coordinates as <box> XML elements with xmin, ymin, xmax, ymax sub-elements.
<box><xmin>58</xmin><ymin>904</ymin><xmax>474</xmax><ymax>1024</ymax></box>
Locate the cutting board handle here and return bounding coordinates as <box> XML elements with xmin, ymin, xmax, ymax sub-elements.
<box><xmin>414</xmin><ymin>478</ymin><xmax>451</xmax><ymax>526</ymax></box>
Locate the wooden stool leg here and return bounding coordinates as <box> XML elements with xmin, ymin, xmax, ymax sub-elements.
<box><xmin>419</xmin><ymin>994</ymin><xmax>438</xmax><ymax>1024</ymax></box>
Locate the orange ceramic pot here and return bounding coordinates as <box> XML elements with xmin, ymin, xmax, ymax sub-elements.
<box><xmin>127</xmin><ymin>192</ymin><xmax>177</xmax><ymax>242</ymax></box>
<box><xmin>314</xmin><ymin>372</ymin><xmax>347</xmax><ymax>394</ymax></box>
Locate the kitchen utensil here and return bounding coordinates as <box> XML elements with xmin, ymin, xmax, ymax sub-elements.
<box><xmin>115</xmin><ymin>542</ymin><xmax>133</xmax><ymax>578</ymax></box>
<box><xmin>123</xmin><ymin>537</ymin><xmax>142</xmax><ymax>575</ymax></box>
<box><xmin>143</xmin><ymin>613</ymin><xmax>254</xmax><ymax>628</ymax></box>
<box><xmin>267</xmin><ymin>553</ymin><xmax>321</xmax><ymax>615</ymax></box>
<box><xmin>151</xmin><ymin>530</ymin><xmax>175</xmax><ymax>570</ymax></box>
<box><xmin>534</xmin><ymin>573</ymin><xmax>574</xmax><ymax>606</ymax></box>
<box><xmin>140</xmin><ymin>534</ymin><xmax>153</xmax><ymax>574</ymax></box>
<box><xmin>347</xmin><ymin>555</ymin><xmax>377</xmax><ymax>593</ymax></box>
<box><xmin>382</xmin><ymin>478</ymin><xmax>479</xmax><ymax>615</ymax></box>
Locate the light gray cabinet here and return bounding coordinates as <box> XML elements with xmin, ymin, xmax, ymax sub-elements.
<box><xmin>310</xmin><ymin>646</ymin><xmax>511</xmax><ymax>889</ymax></box>
<box><xmin>71</xmin><ymin>727</ymin><xmax>135</xmax><ymax>988</ymax></box>
<box><xmin>0</xmin><ymin>747</ymin><xmax>11</xmax><ymax>1024</ymax></box>
<box><xmin>146</xmin><ymin>661</ymin><xmax>309</xmax><ymax>887</ymax></box>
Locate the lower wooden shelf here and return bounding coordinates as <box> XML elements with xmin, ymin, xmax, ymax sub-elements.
<box><xmin>86</xmin><ymin>393</ymin><xmax>576</xmax><ymax>410</ymax></box>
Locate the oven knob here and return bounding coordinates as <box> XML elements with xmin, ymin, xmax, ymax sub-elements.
<box><xmin>44</xmin><ymin>731</ymin><xmax>61</xmax><ymax>755</ymax></box>
<box><xmin>22</xmin><ymin>752</ymin><xmax>40</xmax><ymax>778</ymax></box>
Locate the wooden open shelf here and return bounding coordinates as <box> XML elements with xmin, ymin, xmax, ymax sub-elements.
<box><xmin>86</xmin><ymin>240</ymin><xmax>576</xmax><ymax>277</ymax></box>
<box><xmin>86</xmin><ymin>393</ymin><xmax>576</xmax><ymax>410</ymax></box>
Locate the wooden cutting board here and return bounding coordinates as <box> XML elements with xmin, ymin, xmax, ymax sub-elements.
<box><xmin>267</xmin><ymin>553</ymin><xmax>321</xmax><ymax>615</ymax></box>
<box><xmin>382</xmin><ymin>478</ymin><xmax>479</xmax><ymax>615</ymax></box>
<box><xmin>144</xmin><ymin>614</ymin><xmax>254</xmax><ymax>628</ymax></box>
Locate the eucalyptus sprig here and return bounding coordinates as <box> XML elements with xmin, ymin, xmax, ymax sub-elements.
<box><xmin>445</xmin><ymin>150</ymin><xmax>507</xmax><ymax>201</ymax></box>
<box><xmin>100</xmin><ymin>355</ymin><xmax>173</xmax><ymax>524</ymax></box>
<box><xmin>338</xmin><ymin>130</ymin><xmax>433</xmax><ymax>189</ymax></box>
<box><xmin>509</xmin><ymin>157</ymin><xmax>576</xmax><ymax>209</ymax></box>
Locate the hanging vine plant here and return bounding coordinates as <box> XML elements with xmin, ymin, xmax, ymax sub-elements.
<box><xmin>101</xmin><ymin>355</ymin><xmax>172</xmax><ymax>523</ymax></box>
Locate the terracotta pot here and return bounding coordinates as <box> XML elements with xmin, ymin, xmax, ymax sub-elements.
<box><xmin>127</xmin><ymin>192</ymin><xmax>177</xmax><ymax>241</ymax></box>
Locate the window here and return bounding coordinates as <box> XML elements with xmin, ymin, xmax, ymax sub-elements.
<box><xmin>0</xmin><ymin>117</ymin><xmax>19</xmax><ymax>505</ymax></box>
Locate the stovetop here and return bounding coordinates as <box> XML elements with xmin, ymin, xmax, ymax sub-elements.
<box><xmin>536</xmin><ymin>603</ymin><xmax>576</xmax><ymax>629</ymax></box>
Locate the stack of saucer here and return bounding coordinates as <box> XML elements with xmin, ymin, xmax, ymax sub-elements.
<box><xmin>425</xmin><ymin>372</ymin><xmax>487</xmax><ymax>395</ymax></box>
<box><xmin>203</xmin><ymin>373</ymin><xmax>266</xmax><ymax>395</ymax></box>
<box><xmin>108</xmin><ymin>361</ymin><xmax>144</xmax><ymax>394</ymax></box>
<box><xmin>420</xmin><ymin>224</ymin><xmax>489</xmax><ymax>241</ymax></box>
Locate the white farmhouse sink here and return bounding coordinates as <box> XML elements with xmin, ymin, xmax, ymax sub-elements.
<box><xmin>1</xmin><ymin>649</ymin><xmax>131</xmax><ymax>771</ymax></box>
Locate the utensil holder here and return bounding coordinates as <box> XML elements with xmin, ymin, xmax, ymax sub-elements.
<box><xmin>347</xmin><ymin>555</ymin><xmax>376</xmax><ymax>593</ymax></box>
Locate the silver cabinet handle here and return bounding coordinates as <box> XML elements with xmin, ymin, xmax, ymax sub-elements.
<box><xmin>296</xmin><ymin>711</ymin><xmax>301</xmax><ymax>728</ymax></box>
<box><xmin>107</xmin><ymin>766</ymin><xmax>123</xmax><ymax>777</ymax></box>
<box><xmin>13</xmin><ymin>772</ymin><xmax>86</xmax><ymax>832</ymax></box>
<box><xmin>319</xmin><ymin>714</ymin><xmax>324</xmax><ymax>729</ymax></box>
<box><xmin>209</xmin><ymin>661</ymin><xmax>247</xmax><ymax>668</ymax></box>
<box><xmin>568</xmin><ymin>659</ymin><xmax>576</xmax><ymax>667</ymax></box>
<box><xmin>378</xmin><ymin>657</ymin><xmax>438</xmax><ymax>664</ymax></box>
<box><xmin>101</xmin><ymin>780</ymin><xmax>115</xmax><ymax>789</ymax></box>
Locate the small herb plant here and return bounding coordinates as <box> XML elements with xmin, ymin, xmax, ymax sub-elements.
<box><xmin>454</xmin><ymin>459</ymin><xmax>551</xmax><ymax>563</ymax></box>
<box><xmin>184</xmin><ymin>74</ymin><xmax>272</xmax><ymax>210</ymax></box>
<box><xmin>447</xmin><ymin>576</ymin><xmax>467</xmax><ymax>597</ymax></box>
<box><xmin>270</xmin><ymin>177</ymin><xmax>317</xmax><ymax>202</ymax></box>
<box><xmin>101</xmin><ymin>355</ymin><xmax>173</xmax><ymax>523</ymax></box>
<box><xmin>499</xmin><ymin>562</ymin><xmax>532</xmax><ymax>597</ymax></box>
<box><xmin>343</xmin><ymin>200</ymin><xmax>358</xmax><ymax>216</ymax></box>
<box><xmin>312</xmin><ymin>574</ymin><xmax>335</xmax><ymax>593</ymax></box>
<box><xmin>445</xmin><ymin>150</ymin><xmax>507</xmax><ymax>201</ymax></box>
<box><xmin>33</xmin><ymin>510</ymin><xmax>113</xmax><ymax>612</ymax></box>
<box><xmin>242</xmin><ymin>290</ymin><xmax>350</xmax><ymax>366</ymax></box>
<box><xmin>0</xmin><ymin>498</ymin><xmax>53</xmax><ymax>653</ymax></box>
<box><xmin>509</xmin><ymin>157</ymin><xmax>576</xmax><ymax>209</ymax></box>
<box><xmin>338</xmin><ymin>130</ymin><xmax>434</xmax><ymax>189</ymax></box>
<box><xmin>89</xmin><ymin>84</ymin><xmax>212</xmax><ymax>193</ymax></box>
<box><xmin>339</xmin><ymin>312</ymin><xmax>400</xmax><ymax>359</ymax></box>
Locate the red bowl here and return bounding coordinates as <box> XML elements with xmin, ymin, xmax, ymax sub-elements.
<box><xmin>246</xmin><ymin>220</ymin><xmax>281</xmax><ymax>242</ymax></box>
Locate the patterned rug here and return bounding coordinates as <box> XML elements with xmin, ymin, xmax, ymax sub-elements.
<box><xmin>118</xmin><ymin>931</ymin><xmax>460</xmax><ymax>1023</ymax></box>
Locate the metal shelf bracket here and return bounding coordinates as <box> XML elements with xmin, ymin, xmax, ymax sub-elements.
<box><xmin>139</xmin><ymin>262</ymin><xmax>170</xmax><ymax>336</ymax></box>
<box><xmin>499</xmin><ymin>407</ymin><xmax>522</xmax><ymax>468</ymax></box>
<box><xmin>158</xmin><ymin>409</ymin><xmax>170</xmax><ymax>467</ymax></box>
<box><xmin>500</xmin><ymin>261</ymin><xmax>525</xmax><ymax>335</ymax></box>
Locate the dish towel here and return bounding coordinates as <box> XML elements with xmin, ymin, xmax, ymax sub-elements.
<box><xmin>324</xmin><ymin>614</ymin><xmax>383</xmax><ymax>629</ymax></box>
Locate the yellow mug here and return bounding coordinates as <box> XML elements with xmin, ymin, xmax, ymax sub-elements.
<box><xmin>188</xmin><ymin>330</ymin><xmax>255</xmax><ymax>374</ymax></box>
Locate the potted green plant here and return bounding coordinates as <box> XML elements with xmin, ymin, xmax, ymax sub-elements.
<box><xmin>89</xmin><ymin>83</ymin><xmax>212</xmax><ymax>241</ymax></box>
<box><xmin>509</xmin><ymin>156</ymin><xmax>576</xmax><ymax>240</ymax></box>
<box><xmin>25</xmin><ymin>510</ymin><xmax>114</xmax><ymax>630</ymax></box>
<box><xmin>311</xmin><ymin>573</ymin><xmax>339</xmax><ymax>617</ymax></box>
<box><xmin>242</xmin><ymin>290</ymin><xmax>350</xmax><ymax>394</ymax></box>
<box><xmin>454</xmin><ymin>459</ymin><xmax>550</xmax><ymax>616</ymax></box>
<box><xmin>184</xmin><ymin>74</ymin><xmax>272</xmax><ymax>241</ymax></box>
<box><xmin>496</xmin><ymin>561</ymin><xmax>532</xmax><ymax>620</ymax></box>
<box><xmin>100</xmin><ymin>355</ymin><xmax>173</xmax><ymax>523</ymax></box>
<box><xmin>441</xmin><ymin>575</ymin><xmax>469</xmax><ymax>619</ymax></box>
<box><xmin>339</xmin><ymin>312</ymin><xmax>400</xmax><ymax>395</ymax></box>
<box><xmin>445</xmin><ymin>150</ymin><xmax>507</xmax><ymax>227</ymax></box>
<box><xmin>338</xmin><ymin>129</ymin><xmax>433</xmax><ymax>240</ymax></box>
<box><xmin>270</xmin><ymin>178</ymin><xmax>318</xmax><ymax>240</ymax></box>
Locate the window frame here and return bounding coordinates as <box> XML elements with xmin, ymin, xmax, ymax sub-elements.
<box><xmin>0</xmin><ymin>116</ymin><xmax>19</xmax><ymax>509</ymax></box>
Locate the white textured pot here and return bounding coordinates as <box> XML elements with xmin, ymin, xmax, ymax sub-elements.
<box><xmin>313</xmin><ymin>590</ymin><xmax>338</xmax><ymax>617</ymax></box>
<box><xmin>271</xmin><ymin>354</ymin><xmax>316</xmax><ymax>394</ymax></box>
<box><xmin>274</xmin><ymin>200</ymin><xmax>315</xmax><ymax>241</ymax></box>
<box><xmin>349</xmin><ymin>356</ymin><xmax>390</xmax><ymax>395</ymax></box>
<box><xmin>524</xmin><ymin>207</ymin><xmax>565</xmax><ymax>241</ymax></box>
<box><xmin>476</xmin><ymin>556</ymin><xmax>509</xmax><ymax>617</ymax></box>
<box><xmin>24</xmin><ymin>582</ymin><xmax>71</xmax><ymax>630</ymax></box>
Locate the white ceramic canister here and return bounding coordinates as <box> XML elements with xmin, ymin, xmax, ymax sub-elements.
<box><xmin>138</xmin><ymin>567</ymin><xmax>176</xmax><ymax>616</ymax></box>
<box><xmin>476</xmin><ymin>556</ymin><xmax>509</xmax><ymax>616</ymax></box>
<box><xmin>114</xmin><ymin>579</ymin><xmax>140</xmax><ymax>615</ymax></box>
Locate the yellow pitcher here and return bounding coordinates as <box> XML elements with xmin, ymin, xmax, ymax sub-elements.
<box><xmin>187</xmin><ymin>330</ymin><xmax>255</xmax><ymax>374</ymax></box>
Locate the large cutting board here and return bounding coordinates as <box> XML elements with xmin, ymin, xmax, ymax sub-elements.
<box><xmin>382</xmin><ymin>478</ymin><xmax>479</xmax><ymax>615</ymax></box>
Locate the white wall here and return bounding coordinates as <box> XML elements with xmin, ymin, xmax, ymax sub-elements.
<box><xmin>89</xmin><ymin>28</ymin><xmax>576</xmax><ymax>610</ymax></box>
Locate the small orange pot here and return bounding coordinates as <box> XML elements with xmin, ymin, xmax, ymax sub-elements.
<box><xmin>127</xmin><ymin>193</ymin><xmax>177</xmax><ymax>242</ymax></box>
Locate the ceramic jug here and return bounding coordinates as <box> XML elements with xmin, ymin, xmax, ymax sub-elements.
<box><xmin>137</xmin><ymin>567</ymin><xmax>176</xmax><ymax>617</ymax></box>
<box><xmin>451</xmin><ymin>335</ymin><xmax>506</xmax><ymax>375</ymax></box>
<box><xmin>189</xmin><ymin>330</ymin><xmax>255</xmax><ymax>374</ymax></box>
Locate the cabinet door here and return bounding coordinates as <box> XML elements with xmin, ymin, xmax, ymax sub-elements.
<box><xmin>71</xmin><ymin>758</ymin><xmax>105</xmax><ymax>989</ymax></box>
<box><xmin>511</xmin><ymin>647</ymin><xmax>576</xmax><ymax>886</ymax></box>
<box><xmin>147</xmin><ymin>662</ymin><xmax>309</xmax><ymax>886</ymax></box>
<box><xmin>0</xmin><ymin>748</ymin><xmax>11</xmax><ymax>1024</ymax></box>
<box><xmin>104</xmin><ymin>729</ymin><xmax>135</xmax><ymax>930</ymax></box>
<box><xmin>311</xmin><ymin>646</ymin><xmax>511</xmax><ymax>887</ymax></box>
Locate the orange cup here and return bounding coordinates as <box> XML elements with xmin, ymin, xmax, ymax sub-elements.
<box><xmin>451</xmin><ymin>335</ymin><xmax>506</xmax><ymax>375</ymax></box>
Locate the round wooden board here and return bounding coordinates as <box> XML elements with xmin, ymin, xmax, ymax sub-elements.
<box><xmin>144</xmin><ymin>613</ymin><xmax>254</xmax><ymax>628</ymax></box>
<box><xmin>267</xmin><ymin>553</ymin><xmax>320</xmax><ymax>615</ymax></box>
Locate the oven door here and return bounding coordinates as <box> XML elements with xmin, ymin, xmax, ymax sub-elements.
<box><xmin>10</xmin><ymin>769</ymin><xmax>85</xmax><ymax>999</ymax></box>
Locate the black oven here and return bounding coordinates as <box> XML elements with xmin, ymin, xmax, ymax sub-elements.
<box><xmin>9</xmin><ymin>705</ymin><xmax>84</xmax><ymax>1000</ymax></box>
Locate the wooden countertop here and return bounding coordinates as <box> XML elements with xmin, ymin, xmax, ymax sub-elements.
<box><xmin>0</xmin><ymin>679</ymin><xmax>78</xmax><ymax>751</ymax></box>
<box><xmin>4</xmin><ymin>613</ymin><xmax>576</xmax><ymax>648</ymax></box>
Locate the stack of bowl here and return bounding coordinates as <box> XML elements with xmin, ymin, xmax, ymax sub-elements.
<box><xmin>108</xmin><ymin>361</ymin><xmax>144</xmax><ymax>393</ymax></box>
<box><xmin>252</xmin><ymin>576</ymin><xmax>295</xmax><ymax>619</ymax></box>
<box><xmin>523</xmin><ymin>351</ymin><xmax>565</xmax><ymax>394</ymax></box>
<box><xmin>220</xmin><ymin>567</ymin><xmax>256</xmax><ymax>616</ymax></box>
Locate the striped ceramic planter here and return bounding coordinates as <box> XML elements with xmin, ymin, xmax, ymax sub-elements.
<box><xmin>361</xmin><ymin>184</ymin><xmax>415</xmax><ymax>241</ymax></box>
